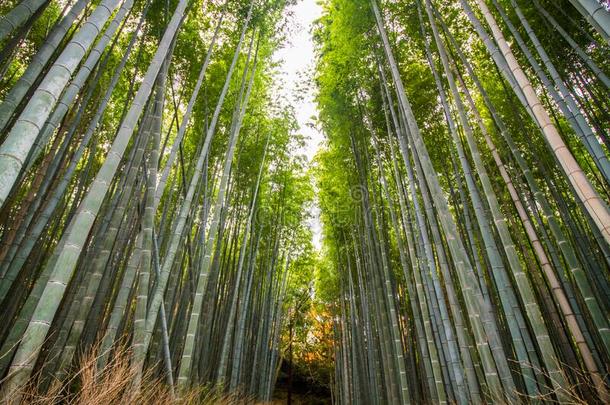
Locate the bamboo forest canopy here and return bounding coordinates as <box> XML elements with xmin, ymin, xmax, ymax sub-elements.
<box><xmin>0</xmin><ymin>0</ymin><xmax>608</xmax><ymax>404</ymax></box>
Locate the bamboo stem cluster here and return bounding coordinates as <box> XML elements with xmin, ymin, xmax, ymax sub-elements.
<box><xmin>320</xmin><ymin>0</ymin><xmax>610</xmax><ymax>403</ymax></box>
<box><xmin>0</xmin><ymin>0</ymin><xmax>308</xmax><ymax>402</ymax></box>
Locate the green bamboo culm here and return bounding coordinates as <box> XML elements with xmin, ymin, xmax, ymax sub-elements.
<box><xmin>0</xmin><ymin>0</ymin><xmax>122</xmax><ymax>209</ymax></box>
<box><xmin>0</xmin><ymin>0</ymin><xmax>48</xmax><ymax>43</ymax></box>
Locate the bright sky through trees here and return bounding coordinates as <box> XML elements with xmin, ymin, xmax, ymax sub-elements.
<box><xmin>273</xmin><ymin>0</ymin><xmax>323</xmax><ymax>161</ymax></box>
<box><xmin>274</xmin><ymin>0</ymin><xmax>323</xmax><ymax>249</ymax></box>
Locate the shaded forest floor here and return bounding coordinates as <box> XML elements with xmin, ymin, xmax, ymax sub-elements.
<box><xmin>271</xmin><ymin>361</ymin><xmax>332</xmax><ymax>405</ymax></box>
<box><xmin>272</xmin><ymin>387</ymin><xmax>332</xmax><ymax>405</ymax></box>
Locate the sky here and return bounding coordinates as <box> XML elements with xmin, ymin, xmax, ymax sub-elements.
<box><xmin>272</xmin><ymin>0</ymin><xmax>324</xmax><ymax>249</ymax></box>
<box><xmin>273</xmin><ymin>0</ymin><xmax>324</xmax><ymax>160</ymax></box>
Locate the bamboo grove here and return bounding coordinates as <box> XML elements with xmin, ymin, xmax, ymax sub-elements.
<box><xmin>1</xmin><ymin>0</ymin><xmax>610</xmax><ymax>404</ymax></box>
<box><xmin>314</xmin><ymin>0</ymin><xmax>610</xmax><ymax>403</ymax></box>
<box><xmin>0</xmin><ymin>0</ymin><xmax>317</xmax><ymax>401</ymax></box>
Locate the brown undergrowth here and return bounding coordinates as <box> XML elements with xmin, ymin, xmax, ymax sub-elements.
<box><xmin>1</xmin><ymin>345</ymin><xmax>245</xmax><ymax>404</ymax></box>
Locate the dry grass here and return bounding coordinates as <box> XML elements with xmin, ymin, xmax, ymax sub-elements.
<box><xmin>2</xmin><ymin>345</ymin><xmax>246</xmax><ymax>405</ymax></box>
<box><xmin>505</xmin><ymin>359</ymin><xmax>610</xmax><ymax>405</ymax></box>
<box><xmin>7</xmin><ymin>346</ymin><xmax>606</xmax><ymax>404</ymax></box>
